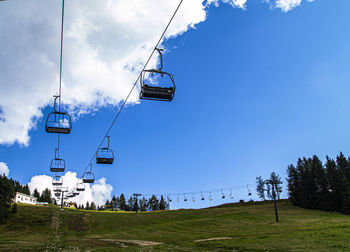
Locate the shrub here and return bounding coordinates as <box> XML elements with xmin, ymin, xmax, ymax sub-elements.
<box><xmin>12</xmin><ymin>203</ymin><xmax>17</xmax><ymax>214</ymax></box>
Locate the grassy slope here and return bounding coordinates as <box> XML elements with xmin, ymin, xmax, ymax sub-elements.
<box><xmin>0</xmin><ymin>200</ymin><xmax>350</xmax><ymax>251</ymax></box>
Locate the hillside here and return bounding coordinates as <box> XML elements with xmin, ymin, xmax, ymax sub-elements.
<box><xmin>1</xmin><ymin>200</ymin><xmax>350</xmax><ymax>251</ymax></box>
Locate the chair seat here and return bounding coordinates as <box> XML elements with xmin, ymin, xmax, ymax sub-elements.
<box><xmin>46</xmin><ymin>126</ymin><xmax>71</xmax><ymax>134</ymax></box>
<box><xmin>83</xmin><ymin>179</ymin><xmax>94</xmax><ymax>184</ymax></box>
<box><xmin>50</xmin><ymin>168</ymin><xmax>65</xmax><ymax>172</ymax></box>
<box><xmin>141</xmin><ymin>85</ymin><xmax>174</xmax><ymax>101</ymax></box>
<box><xmin>96</xmin><ymin>157</ymin><xmax>114</xmax><ymax>164</ymax></box>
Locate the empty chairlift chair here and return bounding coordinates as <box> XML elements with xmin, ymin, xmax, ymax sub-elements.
<box><xmin>140</xmin><ymin>48</ymin><xmax>176</xmax><ymax>102</ymax></box>
<box><xmin>247</xmin><ymin>185</ymin><xmax>252</xmax><ymax>196</ymax></box>
<box><xmin>50</xmin><ymin>149</ymin><xmax>66</xmax><ymax>172</ymax></box>
<box><xmin>221</xmin><ymin>188</ymin><xmax>225</xmax><ymax>199</ymax></box>
<box><xmin>96</xmin><ymin>136</ymin><xmax>114</xmax><ymax>164</ymax></box>
<box><xmin>52</xmin><ymin>175</ymin><xmax>63</xmax><ymax>186</ymax></box>
<box><xmin>76</xmin><ymin>181</ymin><xmax>85</xmax><ymax>192</ymax></box>
<box><xmin>45</xmin><ymin>96</ymin><xmax>72</xmax><ymax>134</ymax></box>
<box><xmin>229</xmin><ymin>189</ymin><xmax>233</xmax><ymax>199</ymax></box>
<box><xmin>53</xmin><ymin>186</ymin><xmax>62</xmax><ymax>193</ymax></box>
<box><xmin>83</xmin><ymin>164</ymin><xmax>95</xmax><ymax>183</ymax></box>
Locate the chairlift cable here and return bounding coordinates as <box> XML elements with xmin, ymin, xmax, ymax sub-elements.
<box><xmin>140</xmin><ymin>183</ymin><xmax>256</xmax><ymax>198</ymax></box>
<box><xmin>81</xmin><ymin>0</ymin><xmax>185</xmax><ymax>176</ymax></box>
<box><xmin>57</xmin><ymin>0</ymin><xmax>65</xmax><ymax>155</ymax></box>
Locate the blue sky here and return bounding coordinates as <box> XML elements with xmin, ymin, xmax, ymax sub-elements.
<box><xmin>1</xmin><ymin>0</ymin><xmax>350</xmax><ymax>208</ymax></box>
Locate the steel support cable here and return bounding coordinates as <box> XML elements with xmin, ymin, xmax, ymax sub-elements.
<box><xmin>139</xmin><ymin>183</ymin><xmax>256</xmax><ymax>198</ymax></box>
<box><xmin>57</xmin><ymin>0</ymin><xmax>65</xmax><ymax>157</ymax></box>
<box><xmin>81</xmin><ymin>0</ymin><xmax>185</xmax><ymax>176</ymax></box>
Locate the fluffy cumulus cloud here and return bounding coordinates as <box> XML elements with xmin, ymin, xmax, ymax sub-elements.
<box><xmin>28</xmin><ymin>171</ymin><xmax>113</xmax><ymax>206</ymax></box>
<box><xmin>0</xmin><ymin>162</ymin><xmax>10</xmax><ymax>176</ymax></box>
<box><xmin>0</xmin><ymin>0</ymin><xmax>316</xmax><ymax>146</ymax></box>
<box><xmin>265</xmin><ymin>0</ymin><xmax>314</xmax><ymax>12</ymax></box>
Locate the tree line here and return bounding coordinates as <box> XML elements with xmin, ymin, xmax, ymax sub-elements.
<box><xmin>104</xmin><ymin>194</ymin><xmax>169</xmax><ymax>212</ymax></box>
<box><xmin>32</xmin><ymin>188</ymin><xmax>55</xmax><ymax>204</ymax></box>
<box><xmin>0</xmin><ymin>174</ymin><xmax>58</xmax><ymax>223</ymax></box>
<box><xmin>74</xmin><ymin>194</ymin><xmax>169</xmax><ymax>212</ymax></box>
<box><xmin>287</xmin><ymin>152</ymin><xmax>350</xmax><ymax>214</ymax></box>
<box><xmin>0</xmin><ymin>174</ymin><xmax>32</xmax><ymax>223</ymax></box>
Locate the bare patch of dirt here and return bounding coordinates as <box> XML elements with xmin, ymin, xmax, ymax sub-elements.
<box><xmin>100</xmin><ymin>239</ymin><xmax>162</xmax><ymax>247</ymax></box>
<box><xmin>68</xmin><ymin>215</ymin><xmax>89</xmax><ymax>232</ymax></box>
<box><xmin>194</xmin><ymin>237</ymin><xmax>232</xmax><ymax>242</ymax></box>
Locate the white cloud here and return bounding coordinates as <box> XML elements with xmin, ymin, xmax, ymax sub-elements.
<box><xmin>265</xmin><ymin>0</ymin><xmax>315</xmax><ymax>12</ymax></box>
<box><xmin>0</xmin><ymin>162</ymin><xmax>9</xmax><ymax>176</ymax></box>
<box><xmin>207</xmin><ymin>0</ymin><xmax>247</xmax><ymax>9</ymax></box>
<box><xmin>0</xmin><ymin>0</ymin><xmax>316</xmax><ymax>146</ymax></box>
<box><xmin>28</xmin><ymin>171</ymin><xmax>113</xmax><ymax>206</ymax></box>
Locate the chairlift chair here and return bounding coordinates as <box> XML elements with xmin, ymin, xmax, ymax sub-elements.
<box><xmin>140</xmin><ymin>48</ymin><xmax>176</xmax><ymax>102</ymax></box>
<box><xmin>76</xmin><ymin>181</ymin><xmax>85</xmax><ymax>191</ymax></box>
<box><xmin>192</xmin><ymin>193</ymin><xmax>195</xmax><ymax>202</ymax></box>
<box><xmin>52</xmin><ymin>175</ymin><xmax>63</xmax><ymax>186</ymax></box>
<box><xmin>83</xmin><ymin>165</ymin><xmax>95</xmax><ymax>183</ymax></box>
<box><xmin>247</xmin><ymin>185</ymin><xmax>252</xmax><ymax>196</ymax></box>
<box><xmin>96</xmin><ymin>136</ymin><xmax>114</xmax><ymax>164</ymax></box>
<box><xmin>200</xmin><ymin>191</ymin><xmax>205</xmax><ymax>201</ymax></box>
<box><xmin>229</xmin><ymin>189</ymin><xmax>233</xmax><ymax>199</ymax></box>
<box><xmin>184</xmin><ymin>193</ymin><xmax>187</xmax><ymax>202</ymax></box>
<box><xmin>73</xmin><ymin>191</ymin><xmax>79</xmax><ymax>196</ymax></box>
<box><xmin>209</xmin><ymin>192</ymin><xmax>213</xmax><ymax>201</ymax></box>
<box><xmin>176</xmin><ymin>195</ymin><xmax>180</xmax><ymax>203</ymax></box>
<box><xmin>167</xmin><ymin>196</ymin><xmax>172</xmax><ymax>202</ymax></box>
<box><xmin>45</xmin><ymin>96</ymin><xmax>72</xmax><ymax>134</ymax></box>
<box><xmin>50</xmin><ymin>148</ymin><xmax>66</xmax><ymax>172</ymax></box>
<box><xmin>83</xmin><ymin>171</ymin><xmax>95</xmax><ymax>183</ymax></box>
<box><xmin>53</xmin><ymin>186</ymin><xmax>62</xmax><ymax>193</ymax></box>
<box><xmin>221</xmin><ymin>188</ymin><xmax>225</xmax><ymax>199</ymax></box>
<box><xmin>54</xmin><ymin>192</ymin><xmax>61</xmax><ymax>197</ymax></box>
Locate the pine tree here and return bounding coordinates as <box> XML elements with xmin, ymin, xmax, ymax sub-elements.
<box><xmin>287</xmin><ymin>164</ymin><xmax>300</xmax><ymax>205</ymax></box>
<box><xmin>149</xmin><ymin>195</ymin><xmax>159</xmax><ymax>211</ymax></box>
<box><xmin>33</xmin><ymin>189</ymin><xmax>40</xmax><ymax>200</ymax></box>
<box><xmin>126</xmin><ymin>196</ymin><xmax>133</xmax><ymax>211</ymax></box>
<box><xmin>255</xmin><ymin>176</ymin><xmax>266</xmax><ymax>200</ymax></box>
<box><xmin>40</xmin><ymin>188</ymin><xmax>52</xmax><ymax>203</ymax></box>
<box><xmin>269</xmin><ymin>172</ymin><xmax>282</xmax><ymax>199</ymax></box>
<box><xmin>159</xmin><ymin>196</ymin><xmax>166</xmax><ymax>210</ymax></box>
<box><xmin>23</xmin><ymin>185</ymin><xmax>30</xmax><ymax>195</ymax></box>
<box><xmin>0</xmin><ymin>175</ymin><xmax>15</xmax><ymax>223</ymax></box>
<box><xmin>115</xmin><ymin>196</ymin><xmax>120</xmax><ymax>209</ymax></box>
<box><xmin>90</xmin><ymin>201</ymin><xmax>96</xmax><ymax>210</ymax></box>
<box><xmin>132</xmin><ymin>196</ymin><xmax>139</xmax><ymax>212</ymax></box>
<box><xmin>139</xmin><ymin>197</ymin><xmax>147</xmax><ymax>211</ymax></box>
<box><xmin>86</xmin><ymin>201</ymin><xmax>90</xmax><ymax>210</ymax></box>
<box><xmin>119</xmin><ymin>194</ymin><xmax>126</xmax><ymax>211</ymax></box>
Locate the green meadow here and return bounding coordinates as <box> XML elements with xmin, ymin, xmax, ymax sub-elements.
<box><xmin>1</xmin><ymin>200</ymin><xmax>350</xmax><ymax>251</ymax></box>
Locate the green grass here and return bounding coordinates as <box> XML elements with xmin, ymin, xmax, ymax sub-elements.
<box><xmin>0</xmin><ymin>200</ymin><xmax>350</xmax><ymax>251</ymax></box>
